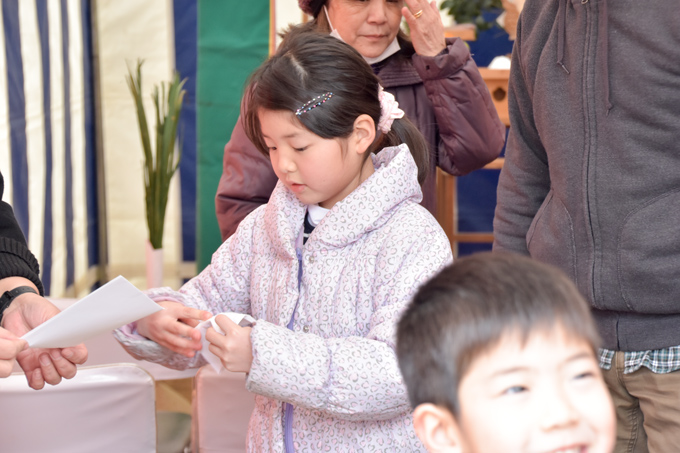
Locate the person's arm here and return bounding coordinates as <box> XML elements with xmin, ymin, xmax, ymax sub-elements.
<box><xmin>215</xmin><ymin>116</ymin><xmax>278</xmax><ymax>241</ymax></box>
<box><xmin>1</xmin><ymin>284</ymin><xmax>88</xmax><ymax>389</ymax></box>
<box><xmin>492</xmin><ymin>13</ymin><xmax>550</xmax><ymax>254</ymax></box>
<box><xmin>0</xmin><ymin>174</ymin><xmax>44</xmax><ymax>296</ymax></box>
<box><xmin>412</xmin><ymin>38</ymin><xmax>507</xmax><ymax>176</ymax></box>
<box><xmin>114</xmin><ymin>207</ymin><xmax>261</xmax><ymax>369</ymax></box>
<box><xmin>245</xmin><ymin>216</ymin><xmax>453</xmax><ymax>421</ymax></box>
<box><xmin>0</xmin><ymin>173</ymin><xmax>87</xmax><ymax>389</ymax></box>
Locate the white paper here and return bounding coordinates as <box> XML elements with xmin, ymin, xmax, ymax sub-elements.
<box><xmin>22</xmin><ymin>276</ymin><xmax>163</xmax><ymax>348</ymax></box>
<box><xmin>197</xmin><ymin>313</ymin><xmax>256</xmax><ymax>373</ymax></box>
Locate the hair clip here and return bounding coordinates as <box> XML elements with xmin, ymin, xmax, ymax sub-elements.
<box><xmin>295</xmin><ymin>92</ymin><xmax>334</xmax><ymax>116</ymax></box>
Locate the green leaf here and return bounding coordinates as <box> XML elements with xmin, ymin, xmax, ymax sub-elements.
<box><xmin>439</xmin><ymin>0</ymin><xmax>503</xmax><ymax>35</ymax></box>
<box><xmin>126</xmin><ymin>61</ymin><xmax>187</xmax><ymax>250</ymax></box>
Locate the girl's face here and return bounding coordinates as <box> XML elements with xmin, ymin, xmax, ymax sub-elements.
<box><xmin>454</xmin><ymin>326</ymin><xmax>616</xmax><ymax>453</ymax></box>
<box><xmin>259</xmin><ymin>109</ymin><xmax>374</xmax><ymax>209</ymax></box>
<box><xmin>326</xmin><ymin>0</ymin><xmax>404</xmax><ymax>59</ymax></box>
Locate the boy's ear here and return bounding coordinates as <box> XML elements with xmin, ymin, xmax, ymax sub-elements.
<box><xmin>413</xmin><ymin>403</ymin><xmax>463</xmax><ymax>453</ymax></box>
<box><xmin>351</xmin><ymin>114</ymin><xmax>377</xmax><ymax>154</ymax></box>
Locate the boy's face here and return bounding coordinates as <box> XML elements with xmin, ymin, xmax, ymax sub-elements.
<box><xmin>415</xmin><ymin>326</ymin><xmax>615</xmax><ymax>453</ymax></box>
<box><xmin>456</xmin><ymin>327</ymin><xmax>615</xmax><ymax>453</ymax></box>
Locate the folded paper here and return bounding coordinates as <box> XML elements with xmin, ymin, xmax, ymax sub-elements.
<box><xmin>197</xmin><ymin>313</ymin><xmax>256</xmax><ymax>373</ymax></box>
<box><xmin>22</xmin><ymin>276</ymin><xmax>163</xmax><ymax>348</ymax></box>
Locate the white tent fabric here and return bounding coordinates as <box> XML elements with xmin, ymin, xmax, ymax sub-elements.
<box><xmin>95</xmin><ymin>0</ymin><xmax>182</xmax><ymax>290</ymax></box>
<box><xmin>0</xmin><ymin>0</ymin><xmax>184</xmax><ymax>296</ymax></box>
<box><xmin>1</xmin><ymin>0</ymin><xmax>95</xmax><ymax>297</ymax></box>
<box><xmin>0</xmin><ymin>0</ymin><xmax>308</xmax><ymax>297</ymax></box>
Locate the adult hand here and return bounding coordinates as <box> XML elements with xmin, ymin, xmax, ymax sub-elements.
<box><xmin>2</xmin><ymin>293</ymin><xmax>88</xmax><ymax>390</ymax></box>
<box><xmin>0</xmin><ymin>327</ymin><xmax>27</xmax><ymax>377</ymax></box>
<box><xmin>136</xmin><ymin>301</ymin><xmax>212</xmax><ymax>358</ymax></box>
<box><xmin>402</xmin><ymin>0</ymin><xmax>446</xmax><ymax>57</ymax></box>
<box><xmin>206</xmin><ymin>314</ymin><xmax>253</xmax><ymax>373</ymax></box>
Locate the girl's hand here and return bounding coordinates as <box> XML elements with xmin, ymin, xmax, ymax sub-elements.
<box><xmin>136</xmin><ymin>301</ymin><xmax>212</xmax><ymax>358</ymax></box>
<box><xmin>205</xmin><ymin>314</ymin><xmax>253</xmax><ymax>373</ymax></box>
<box><xmin>402</xmin><ymin>0</ymin><xmax>446</xmax><ymax>57</ymax></box>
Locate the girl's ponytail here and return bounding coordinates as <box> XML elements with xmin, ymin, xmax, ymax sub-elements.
<box><xmin>371</xmin><ymin>117</ymin><xmax>430</xmax><ymax>186</ymax></box>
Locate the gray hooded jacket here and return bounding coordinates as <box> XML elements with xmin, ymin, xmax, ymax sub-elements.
<box><xmin>493</xmin><ymin>0</ymin><xmax>680</xmax><ymax>351</ymax></box>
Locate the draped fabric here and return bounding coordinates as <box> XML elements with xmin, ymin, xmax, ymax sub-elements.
<box><xmin>1</xmin><ymin>0</ymin><xmax>273</xmax><ymax>294</ymax></box>
<box><xmin>195</xmin><ymin>0</ymin><xmax>270</xmax><ymax>271</ymax></box>
<box><xmin>95</xmin><ymin>0</ymin><xmax>183</xmax><ymax>290</ymax></box>
<box><xmin>0</xmin><ymin>0</ymin><xmax>96</xmax><ymax>297</ymax></box>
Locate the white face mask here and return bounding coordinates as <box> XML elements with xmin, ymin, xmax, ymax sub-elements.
<box><xmin>324</xmin><ymin>6</ymin><xmax>401</xmax><ymax>65</ymax></box>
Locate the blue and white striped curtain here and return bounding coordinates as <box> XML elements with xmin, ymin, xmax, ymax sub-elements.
<box><xmin>0</xmin><ymin>0</ymin><xmax>97</xmax><ymax>297</ymax></box>
<box><xmin>1</xmin><ymin>0</ymin><xmax>203</xmax><ymax>296</ymax></box>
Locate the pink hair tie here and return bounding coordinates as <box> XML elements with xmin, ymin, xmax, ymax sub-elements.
<box><xmin>377</xmin><ymin>86</ymin><xmax>404</xmax><ymax>134</ymax></box>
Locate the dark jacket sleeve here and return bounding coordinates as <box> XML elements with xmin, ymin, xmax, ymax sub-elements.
<box><xmin>492</xmin><ymin>16</ymin><xmax>550</xmax><ymax>255</ymax></box>
<box><xmin>412</xmin><ymin>38</ymin><xmax>506</xmax><ymax>176</ymax></box>
<box><xmin>215</xmin><ymin>116</ymin><xmax>278</xmax><ymax>241</ymax></box>
<box><xmin>0</xmin><ymin>172</ymin><xmax>45</xmax><ymax>295</ymax></box>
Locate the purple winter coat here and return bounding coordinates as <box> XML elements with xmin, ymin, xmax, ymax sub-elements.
<box><xmin>216</xmin><ymin>38</ymin><xmax>506</xmax><ymax>240</ymax></box>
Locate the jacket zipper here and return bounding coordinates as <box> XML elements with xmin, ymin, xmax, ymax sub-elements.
<box><xmin>582</xmin><ymin>0</ymin><xmax>602</xmax><ymax>310</ymax></box>
<box><xmin>282</xmin><ymin>246</ymin><xmax>303</xmax><ymax>453</ymax></box>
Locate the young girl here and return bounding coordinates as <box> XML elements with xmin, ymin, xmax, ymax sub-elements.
<box><xmin>115</xmin><ymin>30</ymin><xmax>452</xmax><ymax>452</ymax></box>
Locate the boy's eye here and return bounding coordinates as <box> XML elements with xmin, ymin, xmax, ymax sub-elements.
<box><xmin>573</xmin><ymin>370</ymin><xmax>595</xmax><ymax>380</ymax></box>
<box><xmin>502</xmin><ymin>385</ymin><xmax>528</xmax><ymax>395</ymax></box>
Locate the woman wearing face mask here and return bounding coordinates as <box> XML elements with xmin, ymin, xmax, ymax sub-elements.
<box><xmin>215</xmin><ymin>0</ymin><xmax>506</xmax><ymax>240</ymax></box>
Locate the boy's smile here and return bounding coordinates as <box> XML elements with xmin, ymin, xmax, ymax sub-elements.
<box><xmin>455</xmin><ymin>326</ymin><xmax>615</xmax><ymax>453</ymax></box>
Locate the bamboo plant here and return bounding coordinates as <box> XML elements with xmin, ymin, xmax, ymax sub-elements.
<box><xmin>126</xmin><ymin>60</ymin><xmax>187</xmax><ymax>250</ymax></box>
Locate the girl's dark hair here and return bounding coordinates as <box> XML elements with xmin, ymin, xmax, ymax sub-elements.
<box><xmin>396</xmin><ymin>252</ymin><xmax>601</xmax><ymax>417</ymax></box>
<box><xmin>243</xmin><ymin>25</ymin><xmax>429</xmax><ymax>185</ymax></box>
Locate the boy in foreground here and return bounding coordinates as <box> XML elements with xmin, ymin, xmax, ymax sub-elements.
<box><xmin>397</xmin><ymin>252</ymin><xmax>616</xmax><ymax>453</ymax></box>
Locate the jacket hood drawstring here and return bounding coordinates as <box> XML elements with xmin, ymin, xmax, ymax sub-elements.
<box><xmin>556</xmin><ymin>0</ymin><xmax>570</xmax><ymax>74</ymax></box>
<box><xmin>556</xmin><ymin>0</ymin><xmax>613</xmax><ymax>114</ymax></box>
<box><xmin>598</xmin><ymin>0</ymin><xmax>613</xmax><ymax>114</ymax></box>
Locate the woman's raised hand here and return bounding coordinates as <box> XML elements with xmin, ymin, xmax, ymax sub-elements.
<box><xmin>402</xmin><ymin>0</ymin><xmax>446</xmax><ymax>57</ymax></box>
<box><xmin>136</xmin><ymin>301</ymin><xmax>212</xmax><ymax>358</ymax></box>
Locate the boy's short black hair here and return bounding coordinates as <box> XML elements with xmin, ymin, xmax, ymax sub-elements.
<box><xmin>396</xmin><ymin>251</ymin><xmax>600</xmax><ymax>417</ymax></box>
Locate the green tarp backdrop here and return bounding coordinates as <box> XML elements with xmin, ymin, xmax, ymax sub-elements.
<box><xmin>196</xmin><ymin>1</ymin><xmax>270</xmax><ymax>270</ymax></box>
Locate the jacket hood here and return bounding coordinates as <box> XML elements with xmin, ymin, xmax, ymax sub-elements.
<box><xmin>264</xmin><ymin>144</ymin><xmax>422</xmax><ymax>254</ymax></box>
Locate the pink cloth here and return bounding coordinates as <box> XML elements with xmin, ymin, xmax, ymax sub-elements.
<box><xmin>377</xmin><ymin>86</ymin><xmax>404</xmax><ymax>133</ymax></box>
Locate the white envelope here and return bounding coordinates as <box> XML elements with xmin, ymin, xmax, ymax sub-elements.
<box><xmin>197</xmin><ymin>313</ymin><xmax>256</xmax><ymax>373</ymax></box>
<box><xmin>22</xmin><ymin>275</ymin><xmax>163</xmax><ymax>348</ymax></box>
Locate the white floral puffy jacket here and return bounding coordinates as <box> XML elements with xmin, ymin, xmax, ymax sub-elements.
<box><xmin>115</xmin><ymin>144</ymin><xmax>453</xmax><ymax>452</ymax></box>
